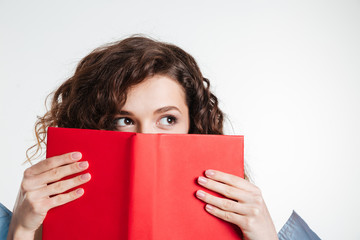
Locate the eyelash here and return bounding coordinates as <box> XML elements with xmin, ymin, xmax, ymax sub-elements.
<box><xmin>159</xmin><ymin>115</ymin><xmax>177</xmax><ymax>126</ymax></box>
<box><xmin>114</xmin><ymin>115</ymin><xmax>178</xmax><ymax>128</ymax></box>
<box><xmin>113</xmin><ymin>117</ymin><xmax>133</xmax><ymax>129</ymax></box>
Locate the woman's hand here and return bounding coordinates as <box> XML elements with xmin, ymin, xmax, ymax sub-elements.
<box><xmin>7</xmin><ymin>152</ymin><xmax>91</xmax><ymax>240</ymax></box>
<box><xmin>196</xmin><ymin>170</ymin><xmax>278</xmax><ymax>240</ymax></box>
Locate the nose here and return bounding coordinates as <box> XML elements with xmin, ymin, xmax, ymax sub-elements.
<box><xmin>137</xmin><ymin>123</ymin><xmax>157</xmax><ymax>134</ymax></box>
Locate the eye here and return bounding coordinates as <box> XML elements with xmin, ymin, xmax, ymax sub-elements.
<box><xmin>159</xmin><ymin>116</ymin><xmax>177</xmax><ymax>126</ymax></box>
<box><xmin>115</xmin><ymin>117</ymin><xmax>134</xmax><ymax>127</ymax></box>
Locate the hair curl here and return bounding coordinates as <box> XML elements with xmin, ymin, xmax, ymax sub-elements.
<box><xmin>27</xmin><ymin>36</ymin><xmax>224</xmax><ymax>163</ymax></box>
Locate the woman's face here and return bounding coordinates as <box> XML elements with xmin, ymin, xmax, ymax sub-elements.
<box><xmin>114</xmin><ymin>75</ymin><xmax>190</xmax><ymax>134</ymax></box>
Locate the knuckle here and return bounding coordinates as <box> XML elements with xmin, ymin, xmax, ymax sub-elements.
<box><xmin>51</xmin><ymin>168</ymin><xmax>61</xmax><ymax>178</ymax></box>
<box><xmin>72</xmin><ymin>162</ymin><xmax>80</xmax><ymax>171</ymax></box>
<box><xmin>224</xmin><ymin>186</ymin><xmax>234</xmax><ymax>197</ymax></box>
<box><xmin>222</xmin><ymin>200</ymin><xmax>235</xmax><ymax>210</ymax></box>
<box><xmin>52</xmin><ymin>191</ymin><xmax>77</xmax><ymax>207</ymax></box>
<box><xmin>53</xmin><ymin>194</ymin><xmax>65</xmax><ymax>206</ymax></box>
<box><xmin>250</xmin><ymin>207</ymin><xmax>260</xmax><ymax>216</ymax></box>
<box><xmin>243</xmin><ymin>217</ymin><xmax>255</xmax><ymax>230</ymax></box>
<box><xmin>20</xmin><ymin>182</ymin><xmax>27</xmax><ymax>192</ymax></box>
<box><xmin>65</xmin><ymin>153</ymin><xmax>74</xmax><ymax>162</ymax></box>
<box><xmin>253</xmin><ymin>195</ymin><xmax>263</xmax><ymax>205</ymax></box>
<box><xmin>20</xmin><ymin>181</ymin><xmax>30</xmax><ymax>192</ymax></box>
<box><xmin>52</xmin><ymin>153</ymin><xmax>74</xmax><ymax>166</ymax></box>
<box><xmin>52</xmin><ymin>181</ymin><xmax>65</xmax><ymax>193</ymax></box>
<box><xmin>224</xmin><ymin>211</ymin><xmax>233</xmax><ymax>221</ymax></box>
<box><xmin>26</xmin><ymin>191</ymin><xmax>36</xmax><ymax>202</ymax></box>
<box><xmin>23</xmin><ymin>168</ymin><xmax>33</xmax><ymax>177</ymax></box>
<box><xmin>31</xmin><ymin>202</ymin><xmax>45</xmax><ymax>215</ymax></box>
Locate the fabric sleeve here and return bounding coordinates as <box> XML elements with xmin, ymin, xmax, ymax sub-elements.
<box><xmin>278</xmin><ymin>210</ymin><xmax>321</xmax><ymax>240</ymax></box>
<box><xmin>0</xmin><ymin>203</ymin><xmax>12</xmax><ymax>240</ymax></box>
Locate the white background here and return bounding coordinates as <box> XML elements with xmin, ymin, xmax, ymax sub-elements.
<box><xmin>1</xmin><ymin>0</ymin><xmax>360</xmax><ymax>239</ymax></box>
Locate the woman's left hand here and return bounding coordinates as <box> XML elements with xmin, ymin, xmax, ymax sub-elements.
<box><xmin>196</xmin><ymin>170</ymin><xmax>278</xmax><ymax>240</ymax></box>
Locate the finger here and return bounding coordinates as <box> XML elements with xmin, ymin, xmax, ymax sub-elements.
<box><xmin>204</xmin><ymin>204</ymin><xmax>245</xmax><ymax>227</ymax></box>
<box><xmin>20</xmin><ymin>161</ymin><xmax>86</xmax><ymax>193</ymax></box>
<box><xmin>45</xmin><ymin>188</ymin><xmax>85</xmax><ymax>210</ymax></box>
<box><xmin>25</xmin><ymin>152</ymin><xmax>82</xmax><ymax>176</ymax></box>
<box><xmin>38</xmin><ymin>172</ymin><xmax>91</xmax><ymax>198</ymax></box>
<box><xmin>198</xmin><ymin>176</ymin><xmax>252</xmax><ymax>203</ymax></box>
<box><xmin>33</xmin><ymin>161</ymin><xmax>89</xmax><ymax>186</ymax></box>
<box><xmin>204</xmin><ymin>169</ymin><xmax>258</xmax><ymax>193</ymax></box>
<box><xmin>196</xmin><ymin>190</ymin><xmax>252</xmax><ymax>215</ymax></box>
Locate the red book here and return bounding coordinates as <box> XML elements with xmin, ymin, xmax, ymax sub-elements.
<box><xmin>43</xmin><ymin>127</ymin><xmax>244</xmax><ymax>239</ymax></box>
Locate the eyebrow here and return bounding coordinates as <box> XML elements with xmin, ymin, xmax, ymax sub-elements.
<box><xmin>155</xmin><ymin>106</ymin><xmax>182</xmax><ymax>114</ymax></box>
<box><xmin>119</xmin><ymin>106</ymin><xmax>182</xmax><ymax>116</ymax></box>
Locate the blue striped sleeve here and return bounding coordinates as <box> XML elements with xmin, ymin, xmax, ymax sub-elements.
<box><xmin>278</xmin><ymin>211</ymin><xmax>321</xmax><ymax>240</ymax></box>
<box><xmin>0</xmin><ymin>203</ymin><xmax>12</xmax><ymax>240</ymax></box>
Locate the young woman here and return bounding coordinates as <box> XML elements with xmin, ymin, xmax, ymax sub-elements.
<box><xmin>5</xmin><ymin>36</ymin><xmax>279</xmax><ymax>240</ymax></box>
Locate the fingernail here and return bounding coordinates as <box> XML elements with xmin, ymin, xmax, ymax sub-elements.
<box><xmin>198</xmin><ymin>176</ymin><xmax>208</xmax><ymax>185</ymax></box>
<box><xmin>80</xmin><ymin>173</ymin><xmax>91</xmax><ymax>181</ymax></box>
<box><xmin>78</xmin><ymin>161</ymin><xmax>89</xmax><ymax>169</ymax></box>
<box><xmin>205</xmin><ymin>170</ymin><xmax>215</xmax><ymax>177</ymax></box>
<box><xmin>71</xmin><ymin>152</ymin><xmax>82</xmax><ymax>160</ymax></box>
<box><xmin>76</xmin><ymin>188</ymin><xmax>84</xmax><ymax>195</ymax></box>
<box><xmin>206</xmin><ymin>204</ymin><xmax>214</xmax><ymax>211</ymax></box>
<box><xmin>196</xmin><ymin>190</ymin><xmax>206</xmax><ymax>199</ymax></box>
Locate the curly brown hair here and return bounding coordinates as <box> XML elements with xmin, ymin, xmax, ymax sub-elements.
<box><xmin>27</xmin><ymin>36</ymin><xmax>225</xmax><ymax>163</ymax></box>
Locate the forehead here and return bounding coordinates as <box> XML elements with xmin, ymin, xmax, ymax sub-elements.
<box><xmin>122</xmin><ymin>75</ymin><xmax>187</xmax><ymax>111</ymax></box>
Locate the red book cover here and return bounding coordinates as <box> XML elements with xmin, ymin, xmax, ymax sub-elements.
<box><xmin>43</xmin><ymin>127</ymin><xmax>244</xmax><ymax>239</ymax></box>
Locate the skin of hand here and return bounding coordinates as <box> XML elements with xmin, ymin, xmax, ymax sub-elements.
<box><xmin>7</xmin><ymin>152</ymin><xmax>91</xmax><ymax>240</ymax></box>
<box><xmin>196</xmin><ymin>170</ymin><xmax>278</xmax><ymax>240</ymax></box>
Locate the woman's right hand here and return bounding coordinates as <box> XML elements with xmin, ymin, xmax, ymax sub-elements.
<box><xmin>7</xmin><ymin>152</ymin><xmax>91</xmax><ymax>240</ymax></box>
